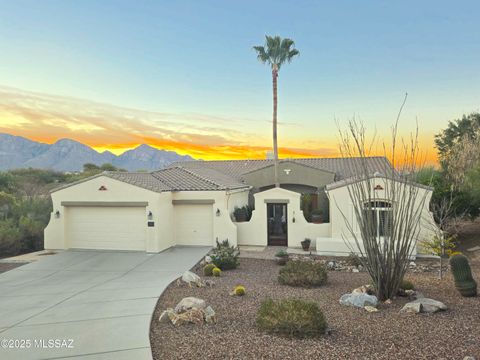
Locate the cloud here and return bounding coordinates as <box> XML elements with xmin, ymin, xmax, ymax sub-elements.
<box><xmin>0</xmin><ymin>85</ymin><xmax>340</xmax><ymax>160</ymax></box>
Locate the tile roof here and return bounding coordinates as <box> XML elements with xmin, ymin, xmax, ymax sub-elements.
<box><xmin>51</xmin><ymin>166</ymin><xmax>249</xmax><ymax>194</ymax></box>
<box><xmin>151</xmin><ymin>166</ymin><xmax>249</xmax><ymax>191</ymax></box>
<box><xmin>170</xmin><ymin>157</ymin><xmax>394</xmax><ymax>182</ymax></box>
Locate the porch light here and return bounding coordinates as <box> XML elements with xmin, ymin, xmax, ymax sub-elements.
<box><xmin>55</xmin><ymin>210</ymin><xmax>60</xmax><ymax>218</ymax></box>
<box><xmin>216</xmin><ymin>208</ymin><xmax>221</xmax><ymax>217</ymax></box>
<box><xmin>147</xmin><ymin>211</ymin><xmax>153</xmax><ymax>220</ymax></box>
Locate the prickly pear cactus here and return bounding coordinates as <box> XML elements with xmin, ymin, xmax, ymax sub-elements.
<box><xmin>449</xmin><ymin>254</ymin><xmax>477</xmax><ymax>297</ymax></box>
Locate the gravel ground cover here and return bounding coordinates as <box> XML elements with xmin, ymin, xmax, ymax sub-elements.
<box><xmin>0</xmin><ymin>262</ymin><xmax>26</xmax><ymax>274</ymax></box>
<box><xmin>150</xmin><ymin>258</ymin><xmax>480</xmax><ymax>360</ymax></box>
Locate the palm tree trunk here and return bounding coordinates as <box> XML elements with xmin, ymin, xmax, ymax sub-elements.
<box><xmin>272</xmin><ymin>65</ymin><xmax>279</xmax><ymax>188</ymax></box>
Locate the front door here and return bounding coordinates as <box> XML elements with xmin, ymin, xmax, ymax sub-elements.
<box><xmin>267</xmin><ymin>203</ymin><xmax>288</xmax><ymax>246</ymax></box>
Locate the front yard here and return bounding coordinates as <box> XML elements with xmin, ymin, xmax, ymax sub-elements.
<box><xmin>150</xmin><ymin>257</ymin><xmax>480</xmax><ymax>360</ymax></box>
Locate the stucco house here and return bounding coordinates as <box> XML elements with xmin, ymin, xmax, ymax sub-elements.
<box><xmin>44</xmin><ymin>157</ymin><xmax>437</xmax><ymax>256</ymax></box>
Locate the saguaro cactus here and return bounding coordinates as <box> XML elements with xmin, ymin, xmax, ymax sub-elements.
<box><xmin>449</xmin><ymin>254</ymin><xmax>477</xmax><ymax>297</ymax></box>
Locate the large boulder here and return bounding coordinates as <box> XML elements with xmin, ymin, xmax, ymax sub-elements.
<box><xmin>181</xmin><ymin>271</ymin><xmax>203</xmax><ymax>287</ymax></box>
<box><xmin>401</xmin><ymin>298</ymin><xmax>447</xmax><ymax>314</ymax></box>
<box><xmin>174</xmin><ymin>297</ymin><xmax>207</xmax><ymax>313</ymax></box>
<box><xmin>339</xmin><ymin>293</ymin><xmax>378</xmax><ymax>308</ymax></box>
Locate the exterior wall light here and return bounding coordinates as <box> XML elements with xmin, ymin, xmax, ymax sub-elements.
<box><xmin>55</xmin><ymin>210</ymin><xmax>60</xmax><ymax>218</ymax></box>
<box><xmin>216</xmin><ymin>208</ymin><xmax>221</xmax><ymax>217</ymax></box>
<box><xmin>147</xmin><ymin>211</ymin><xmax>153</xmax><ymax>220</ymax></box>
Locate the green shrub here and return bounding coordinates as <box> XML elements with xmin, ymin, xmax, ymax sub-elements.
<box><xmin>400</xmin><ymin>279</ymin><xmax>415</xmax><ymax>290</ymax></box>
<box><xmin>0</xmin><ymin>219</ymin><xmax>22</xmax><ymax>256</ymax></box>
<box><xmin>212</xmin><ymin>267</ymin><xmax>221</xmax><ymax>277</ymax></box>
<box><xmin>211</xmin><ymin>239</ymin><xmax>240</xmax><ymax>270</ymax></box>
<box><xmin>278</xmin><ymin>260</ymin><xmax>327</xmax><ymax>287</ymax></box>
<box><xmin>203</xmin><ymin>263</ymin><xmax>216</xmax><ymax>276</ymax></box>
<box><xmin>275</xmin><ymin>249</ymin><xmax>288</xmax><ymax>258</ymax></box>
<box><xmin>256</xmin><ymin>298</ymin><xmax>327</xmax><ymax>338</ymax></box>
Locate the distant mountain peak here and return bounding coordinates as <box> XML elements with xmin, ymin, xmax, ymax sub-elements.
<box><xmin>0</xmin><ymin>133</ymin><xmax>194</xmax><ymax>172</ymax></box>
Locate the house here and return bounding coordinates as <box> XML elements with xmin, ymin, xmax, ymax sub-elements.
<box><xmin>44</xmin><ymin>157</ymin><xmax>437</xmax><ymax>256</ymax></box>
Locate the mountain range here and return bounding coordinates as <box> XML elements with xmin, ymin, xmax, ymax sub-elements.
<box><xmin>0</xmin><ymin>133</ymin><xmax>193</xmax><ymax>172</ymax></box>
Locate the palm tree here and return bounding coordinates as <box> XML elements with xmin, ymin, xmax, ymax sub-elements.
<box><xmin>253</xmin><ymin>35</ymin><xmax>299</xmax><ymax>187</ymax></box>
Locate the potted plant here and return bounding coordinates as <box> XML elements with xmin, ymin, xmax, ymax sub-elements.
<box><xmin>311</xmin><ymin>209</ymin><xmax>323</xmax><ymax>224</ymax></box>
<box><xmin>301</xmin><ymin>238</ymin><xmax>311</xmax><ymax>251</ymax></box>
<box><xmin>275</xmin><ymin>249</ymin><xmax>289</xmax><ymax>265</ymax></box>
<box><xmin>233</xmin><ymin>206</ymin><xmax>247</xmax><ymax>222</ymax></box>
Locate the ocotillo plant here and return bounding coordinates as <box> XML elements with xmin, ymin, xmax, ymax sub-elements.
<box><xmin>449</xmin><ymin>254</ymin><xmax>477</xmax><ymax>297</ymax></box>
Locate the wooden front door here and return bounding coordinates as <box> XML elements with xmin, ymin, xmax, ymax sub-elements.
<box><xmin>267</xmin><ymin>203</ymin><xmax>288</xmax><ymax>246</ymax></box>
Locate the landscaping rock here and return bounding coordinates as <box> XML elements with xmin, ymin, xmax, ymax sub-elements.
<box><xmin>204</xmin><ymin>305</ymin><xmax>216</xmax><ymax>323</ymax></box>
<box><xmin>158</xmin><ymin>308</ymin><xmax>176</xmax><ymax>323</ymax></box>
<box><xmin>364</xmin><ymin>306</ymin><xmax>378</xmax><ymax>313</ymax></box>
<box><xmin>172</xmin><ymin>308</ymin><xmax>205</xmax><ymax>326</ymax></box>
<box><xmin>205</xmin><ymin>255</ymin><xmax>213</xmax><ymax>263</ymax></box>
<box><xmin>352</xmin><ymin>285</ymin><xmax>374</xmax><ymax>295</ymax></box>
<box><xmin>339</xmin><ymin>293</ymin><xmax>378</xmax><ymax>308</ymax></box>
<box><xmin>401</xmin><ymin>298</ymin><xmax>447</xmax><ymax>314</ymax></box>
<box><xmin>175</xmin><ymin>297</ymin><xmax>207</xmax><ymax>313</ymax></box>
<box><xmin>181</xmin><ymin>271</ymin><xmax>204</xmax><ymax>287</ymax></box>
<box><xmin>205</xmin><ymin>279</ymin><xmax>215</xmax><ymax>287</ymax></box>
<box><xmin>401</xmin><ymin>302</ymin><xmax>422</xmax><ymax>313</ymax></box>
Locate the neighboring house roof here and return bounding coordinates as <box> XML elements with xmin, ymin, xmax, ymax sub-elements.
<box><xmin>170</xmin><ymin>157</ymin><xmax>394</xmax><ymax>182</ymax></box>
<box><xmin>50</xmin><ymin>166</ymin><xmax>249</xmax><ymax>194</ymax></box>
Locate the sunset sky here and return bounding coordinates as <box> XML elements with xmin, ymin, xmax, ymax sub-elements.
<box><xmin>1</xmin><ymin>1</ymin><xmax>479</xmax><ymax>163</ymax></box>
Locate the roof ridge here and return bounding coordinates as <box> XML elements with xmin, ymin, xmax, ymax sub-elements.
<box><xmin>177</xmin><ymin>166</ymin><xmax>222</xmax><ymax>189</ymax></box>
<box><xmin>150</xmin><ymin>169</ymin><xmax>176</xmax><ymax>190</ymax></box>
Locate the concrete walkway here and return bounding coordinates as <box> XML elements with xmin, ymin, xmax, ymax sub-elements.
<box><xmin>0</xmin><ymin>247</ymin><xmax>209</xmax><ymax>360</ymax></box>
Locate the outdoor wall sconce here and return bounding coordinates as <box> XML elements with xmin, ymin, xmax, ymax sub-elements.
<box><xmin>147</xmin><ymin>211</ymin><xmax>153</xmax><ymax>220</ymax></box>
<box><xmin>216</xmin><ymin>208</ymin><xmax>221</xmax><ymax>217</ymax></box>
<box><xmin>292</xmin><ymin>210</ymin><xmax>296</xmax><ymax>223</ymax></box>
<box><xmin>55</xmin><ymin>210</ymin><xmax>60</xmax><ymax>218</ymax></box>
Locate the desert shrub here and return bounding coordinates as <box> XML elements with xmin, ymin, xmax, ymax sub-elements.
<box><xmin>212</xmin><ymin>267</ymin><xmax>222</xmax><ymax>277</ymax></box>
<box><xmin>0</xmin><ymin>219</ymin><xmax>22</xmax><ymax>256</ymax></box>
<box><xmin>275</xmin><ymin>249</ymin><xmax>288</xmax><ymax>257</ymax></box>
<box><xmin>400</xmin><ymin>279</ymin><xmax>415</xmax><ymax>290</ymax></box>
<box><xmin>346</xmin><ymin>252</ymin><xmax>363</xmax><ymax>267</ymax></box>
<box><xmin>203</xmin><ymin>263</ymin><xmax>216</xmax><ymax>276</ymax></box>
<box><xmin>256</xmin><ymin>298</ymin><xmax>327</xmax><ymax>338</ymax></box>
<box><xmin>211</xmin><ymin>239</ymin><xmax>240</xmax><ymax>270</ymax></box>
<box><xmin>233</xmin><ymin>285</ymin><xmax>246</xmax><ymax>296</ymax></box>
<box><xmin>278</xmin><ymin>260</ymin><xmax>327</xmax><ymax>287</ymax></box>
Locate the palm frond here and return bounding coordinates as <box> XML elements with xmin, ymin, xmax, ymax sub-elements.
<box><xmin>254</xmin><ymin>35</ymin><xmax>299</xmax><ymax>70</ymax></box>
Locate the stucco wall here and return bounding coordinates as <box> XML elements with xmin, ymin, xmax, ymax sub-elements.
<box><xmin>45</xmin><ymin>176</ymin><xmax>245</xmax><ymax>252</ymax></box>
<box><xmin>326</xmin><ymin>176</ymin><xmax>438</xmax><ymax>256</ymax></box>
<box><xmin>44</xmin><ymin>175</ymin><xmax>164</xmax><ymax>252</ymax></box>
<box><xmin>237</xmin><ymin>188</ymin><xmax>330</xmax><ymax>247</ymax></box>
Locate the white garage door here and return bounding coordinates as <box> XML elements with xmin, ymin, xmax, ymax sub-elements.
<box><xmin>67</xmin><ymin>206</ymin><xmax>147</xmax><ymax>251</ymax></box>
<box><xmin>174</xmin><ymin>205</ymin><xmax>213</xmax><ymax>246</ymax></box>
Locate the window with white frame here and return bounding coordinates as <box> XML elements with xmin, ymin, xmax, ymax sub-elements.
<box><xmin>363</xmin><ymin>200</ymin><xmax>393</xmax><ymax>238</ymax></box>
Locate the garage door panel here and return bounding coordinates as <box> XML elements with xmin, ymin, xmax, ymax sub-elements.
<box><xmin>174</xmin><ymin>205</ymin><xmax>213</xmax><ymax>246</ymax></box>
<box><xmin>67</xmin><ymin>207</ymin><xmax>146</xmax><ymax>251</ymax></box>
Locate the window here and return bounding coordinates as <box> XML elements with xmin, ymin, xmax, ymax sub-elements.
<box><xmin>363</xmin><ymin>201</ymin><xmax>392</xmax><ymax>238</ymax></box>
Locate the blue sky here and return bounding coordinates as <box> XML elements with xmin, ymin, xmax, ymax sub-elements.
<box><xmin>0</xmin><ymin>0</ymin><xmax>479</xmax><ymax>161</ymax></box>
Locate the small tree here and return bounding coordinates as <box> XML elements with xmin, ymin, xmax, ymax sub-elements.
<box><xmin>336</xmin><ymin>95</ymin><xmax>432</xmax><ymax>301</ymax></box>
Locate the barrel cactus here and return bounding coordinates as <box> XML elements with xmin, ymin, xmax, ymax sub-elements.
<box><xmin>449</xmin><ymin>254</ymin><xmax>477</xmax><ymax>297</ymax></box>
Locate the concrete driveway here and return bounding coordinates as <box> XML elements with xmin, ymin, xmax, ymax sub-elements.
<box><xmin>0</xmin><ymin>247</ymin><xmax>209</xmax><ymax>360</ymax></box>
